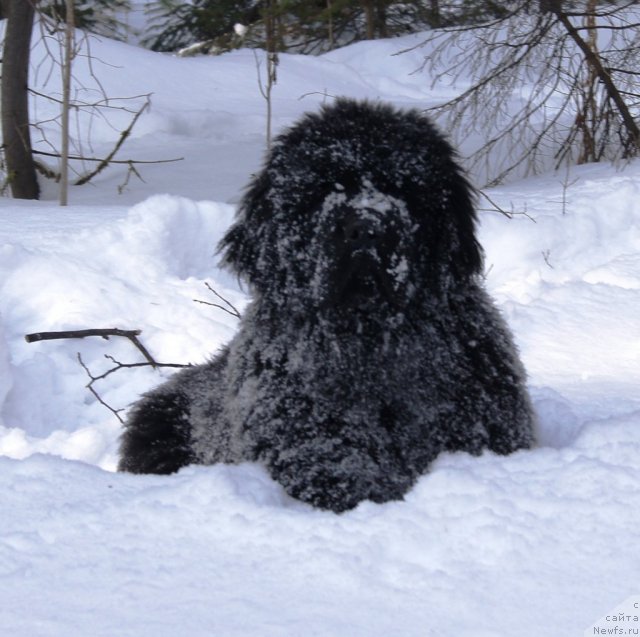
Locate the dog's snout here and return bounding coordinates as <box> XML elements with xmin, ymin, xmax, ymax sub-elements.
<box><xmin>339</xmin><ymin>210</ymin><xmax>381</xmax><ymax>250</ymax></box>
<box><xmin>346</xmin><ymin>219</ymin><xmax>376</xmax><ymax>246</ymax></box>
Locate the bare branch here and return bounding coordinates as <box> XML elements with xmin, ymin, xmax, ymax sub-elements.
<box><xmin>477</xmin><ymin>189</ymin><xmax>536</xmax><ymax>222</ymax></box>
<box><xmin>118</xmin><ymin>162</ymin><xmax>145</xmax><ymax>194</ymax></box>
<box><xmin>31</xmin><ymin>149</ymin><xmax>184</xmax><ymax>166</ymax></box>
<box><xmin>28</xmin><ymin>328</ymin><xmax>192</xmax><ymax>422</ymax></box>
<box><xmin>77</xmin><ymin>353</ymin><xmax>125</xmax><ymax>423</ymax></box>
<box><xmin>25</xmin><ymin>327</ymin><xmax>156</xmax><ymax>366</ymax></box>
<box><xmin>23</xmin><ymin>14</ymin><xmax>163</xmax><ymax>191</ymax></box>
<box><xmin>73</xmin><ymin>96</ymin><xmax>151</xmax><ymax>186</ymax></box>
<box><xmin>194</xmin><ymin>282</ymin><xmax>242</xmax><ymax>319</ymax></box>
<box><xmin>26</xmin><ymin>328</ymin><xmax>144</xmax><ymax>343</ymax></box>
<box><xmin>405</xmin><ymin>4</ymin><xmax>640</xmax><ymax>183</ymax></box>
<box><xmin>552</xmin><ymin>8</ymin><xmax>640</xmax><ymax>155</ymax></box>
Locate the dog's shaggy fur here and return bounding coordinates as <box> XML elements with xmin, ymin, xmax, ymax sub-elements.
<box><xmin>119</xmin><ymin>99</ymin><xmax>535</xmax><ymax>512</ymax></box>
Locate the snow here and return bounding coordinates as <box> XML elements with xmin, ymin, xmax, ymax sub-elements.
<box><xmin>1</xmin><ymin>27</ymin><xmax>639</xmax><ymax>637</ymax></box>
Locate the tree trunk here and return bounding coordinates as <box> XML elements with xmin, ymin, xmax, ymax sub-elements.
<box><xmin>429</xmin><ymin>0</ymin><xmax>440</xmax><ymax>27</ymax></box>
<box><xmin>552</xmin><ymin>7</ymin><xmax>640</xmax><ymax>157</ymax></box>
<box><xmin>2</xmin><ymin>0</ymin><xmax>40</xmax><ymax>199</ymax></box>
<box><xmin>60</xmin><ymin>0</ymin><xmax>75</xmax><ymax>206</ymax></box>
<box><xmin>326</xmin><ymin>0</ymin><xmax>334</xmax><ymax>50</ymax></box>
<box><xmin>362</xmin><ymin>0</ymin><xmax>374</xmax><ymax>39</ymax></box>
<box><xmin>362</xmin><ymin>0</ymin><xmax>388</xmax><ymax>39</ymax></box>
<box><xmin>262</xmin><ymin>0</ymin><xmax>278</xmax><ymax>148</ymax></box>
<box><xmin>375</xmin><ymin>1</ymin><xmax>387</xmax><ymax>38</ymax></box>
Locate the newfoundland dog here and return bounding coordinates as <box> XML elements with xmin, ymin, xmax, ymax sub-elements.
<box><xmin>118</xmin><ymin>98</ymin><xmax>535</xmax><ymax>512</ymax></box>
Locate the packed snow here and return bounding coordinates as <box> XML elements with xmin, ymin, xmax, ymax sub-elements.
<box><xmin>1</xmin><ymin>24</ymin><xmax>639</xmax><ymax>637</ymax></box>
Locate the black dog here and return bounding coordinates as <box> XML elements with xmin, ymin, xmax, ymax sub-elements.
<box><xmin>119</xmin><ymin>99</ymin><xmax>535</xmax><ymax>512</ymax></box>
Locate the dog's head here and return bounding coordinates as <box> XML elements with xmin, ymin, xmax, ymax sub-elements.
<box><xmin>220</xmin><ymin>99</ymin><xmax>482</xmax><ymax>314</ymax></box>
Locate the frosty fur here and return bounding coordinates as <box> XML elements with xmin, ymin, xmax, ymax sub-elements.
<box><xmin>118</xmin><ymin>98</ymin><xmax>535</xmax><ymax>512</ymax></box>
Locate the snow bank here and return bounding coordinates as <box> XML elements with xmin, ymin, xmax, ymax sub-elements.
<box><xmin>479</xmin><ymin>165</ymin><xmax>640</xmax><ymax>442</ymax></box>
<box><xmin>0</xmin><ymin>317</ymin><xmax>12</xmax><ymax>412</ymax></box>
<box><xmin>1</xmin><ymin>166</ymin><xmax>639</xmax><ymax>635</ymax></box>
<box><xmin>1</xmin><ymin>409</ymin><xmax>638</xmax><ymax>637</ymax></box>
<box><xmin>0</xmin><ymin>196</ymin><xmax>242</xmax><ymax>462</ymax></box>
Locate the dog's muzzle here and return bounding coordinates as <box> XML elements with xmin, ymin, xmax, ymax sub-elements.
<box><xmin>340</xmin><ymin>212</ymin><xmax>382</xmax><ymax>252</ymax></box>
<box><xmin>331</xmin><ymin>207</ymin><xmax>406</xmax><ymax>309</ymax></box>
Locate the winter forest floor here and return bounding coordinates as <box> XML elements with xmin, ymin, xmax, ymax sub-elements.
<box><xmin>0</xmin><ymin>27</ymin><xmax>639</xmax><ymax>637</ymax></box>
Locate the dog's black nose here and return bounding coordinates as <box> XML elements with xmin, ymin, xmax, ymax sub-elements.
<box><xmin>339</xmin><ymin>209</ymin><xmax>381</xmax><ymax>251</ymax></box>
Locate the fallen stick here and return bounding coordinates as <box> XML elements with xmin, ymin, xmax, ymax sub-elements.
<box><xmin>25</xmin><ymin>328</ymin><xmax>155</xmax><ymax>366</ymax></box>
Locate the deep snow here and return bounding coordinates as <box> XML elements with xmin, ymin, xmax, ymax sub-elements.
<box><xmin>0</xmin><ymin>25</ymin><xmax>639</xmax><ymax>637</ymax></box>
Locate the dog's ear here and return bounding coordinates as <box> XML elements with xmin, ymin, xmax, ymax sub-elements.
<box><xmin>399</xmin><ymin>137</ymin><xmax>483</xmax><ymax>282</ymax></box>
<box><xmin>445</xmin><ymin>163</ymin><xmax>484</xmax><ymax>279</ymax></box>
<box><xmin>218</xmin><ymin>170</ymin><xmax>272</xmax><ymax>286</ymax></box>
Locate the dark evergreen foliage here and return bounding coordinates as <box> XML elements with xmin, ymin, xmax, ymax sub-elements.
<box><xmin>39</xmin><ymin>0</ymin><xmax>132</xmax><ymax>40</ymax></box>
<box><xmin>143</xmin><ymin>0</ymin><xmax>442</xmax><ymax>54</ymax></box>
<box><xmin>143</xmin><ymin>0</ymin><xmax>261</xmax><ymax>52</ymax></box>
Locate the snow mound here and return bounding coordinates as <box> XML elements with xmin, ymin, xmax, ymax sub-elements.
<box><xmin>0</xmin><ymin>317</ymin><xmax>12</xmax><ymax>413</ymax></box>
<box><xmin>92</xmin><ymin>194</ymin><xmax>237</xmax><ymax>280</ymax></box>
<box><xmin>0</xmin><ymin>196</ymin><xmax>243</xmax><ymax>454</ymax></box>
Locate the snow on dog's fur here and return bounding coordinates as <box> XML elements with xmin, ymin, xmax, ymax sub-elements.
<box><xmin>119</xmin><ymin>99</ymin><xmax>535</xmax><ymax>512</ymax></box>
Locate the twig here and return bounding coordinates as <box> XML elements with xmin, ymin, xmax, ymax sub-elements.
<box><xmin>27</xmin><ymin>328</ymin><xmax>191</xmax><ymax>422</ymax></box>
<box><xmin>478</xmin><ymin>189</ymin><xmax>537</xmax><ymax>222</ymax></box>
<box><xmin>253</xmin><ymin>46</ymin><xmax>278</xmax><ymax>147</ymax></box>
<box><xmin>76</xmin><ymin>353</ymin><xmax>190</xmax><ymax>424</ymax></box>
<box><xmin>194</xmin><ymin>282</ymin><xmax>242</xmax><ymax>319</ymax></box>
<box><xmin>34</xmin><ymin>160</ymin><xmax>61</xmax><ymax>182</ymax></box>
<box><xmin>25</xmin><ymin>327</ymin><xmax>157</xmax><ymax>366</ymax></box>
<box><xmin>74</xmin><ymin>97</ymin><xmax>150</xmax><ymax>185</ymax></box>
<box><xmin>547</xmin><ymin>167</ymin><xmax>579</xmax><ymax>216</ymax></box>
<box><xmin>77</xmin><ymin>352</ymin><xmax>125</xmax><ymax>423</ymax></box>
<box><xmin>59</xmin><ymin>0</ymin><xmax>75</xmax><ymax>206</ymax></box>
<box><xmin>118</xmin><ymin>161</ymin><xmax>145</xmax><ymax>194</ymax></box>
<box><xmin>478</xmin><ymin>189</ymin><xmax>513</xmax><ymax>218</ymax></box>
<box><xmin>32</xmin><ymin>149</ymin><xmax>184</xmax><ymax>165</ymax></box>
<box><xmin>26</xmin><ymin>16</ymin><xmax>163</xmax><ymax>192</ymax></box>
<box><xmin>29</xmin><ymin>88</ymin><xmax>153</xmax><ymax>111</ymax></box>
<box><xmin>298</xmin><ymin>90</ymin><xmax>336</xmax><ymax>102</ymax></box>
<box><xmin>26</xmin><ymin>327</ymin><xmax>142</xmax><ymax>342</ymax></box>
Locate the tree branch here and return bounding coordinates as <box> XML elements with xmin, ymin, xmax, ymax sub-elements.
<box><xmin>25</xmin><ymin>327</ymin><xmax>158</xmax><ymax>366</ymax></box>
<box><xmin>552</xmin><ymin>8</ymin><xmax>640</xmax><ymax>155</ymax></box>
<box><xmin>477</xmin><ymin>189</ymin><xmax>536</xmax><ymax>222</ymax></box>
<box><xmin>31</xmin><ymin>149</ymin><xmax>184</xmax><ymax>165</ymax></box>
<box><xmin>73</xmin><ymin>97</ymin><xmax>150</xmax><ymax>185</ymax></box>
<box><xmin>77</xmin><ymin>352</ymin><xmax>125</xmax><ymax>423</ymax></box>
<box><xmin>27</xmin><ymin>328</ymin><xmax>191</xmax><ymax>422</ymax></box>
<box><xmin>26</xmin><ymin>327</ymin><xmax>142</xmax><ymax>342</ymax></box>
<box><xmin>193</xmin><ymin>282</ymin><xmax>242</xmax><ymax>319</ymax></box>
